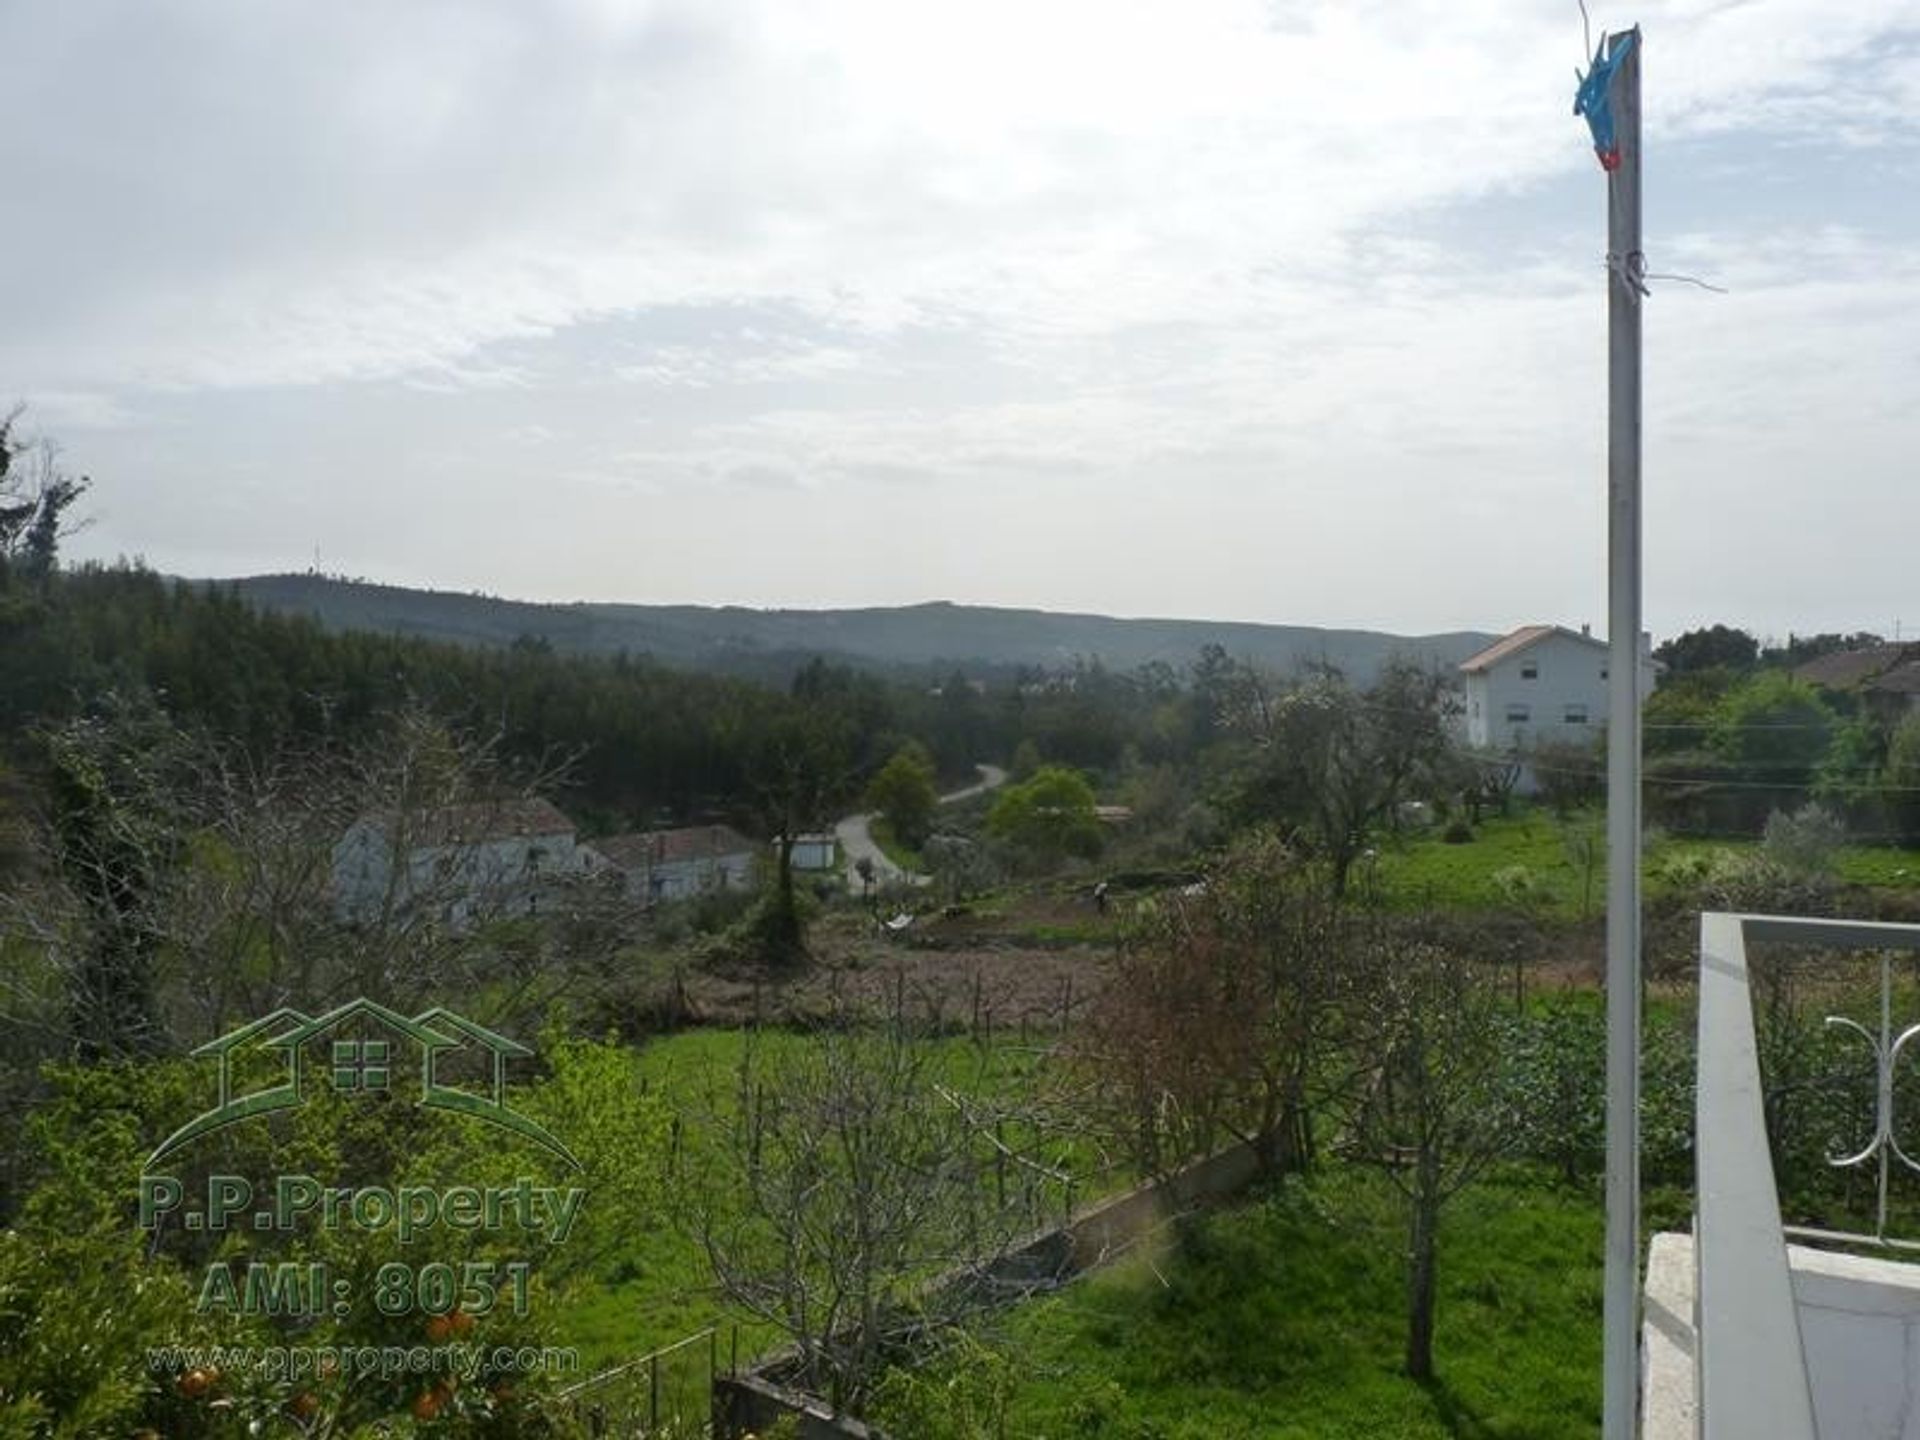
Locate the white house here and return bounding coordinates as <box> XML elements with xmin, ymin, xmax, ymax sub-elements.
<box><xmin>332</xmin><ymin>797</ymin><xmax>587</xmax><ymax>927</ymax></box>
<box><xmin>590</xmin><ymin>825</ymin><xmax>757</xmax><ymax>904</ymax></box>
<box><xmin>1458</xmin><ymin>624</ymin><xmax>1658</xmax><ymax>757</ymax></box>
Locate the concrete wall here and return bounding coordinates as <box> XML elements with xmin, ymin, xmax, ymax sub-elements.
<box><xmin>1643</xmin><ymin>1231</ymin><xmax>1920</xmax><ymax>1440</ymax></box>
<box><xmin>651</xmin><ymin>851</ymin><xmax>755</xmax><ymax>901</ymax></box>
<box><xmin>718</xmin><ymin>1143</ymin><xmax>1267</xmax><ymax>1440</ymax></box>
<box><xmin>713</xmin><ymin>1374</ymin><xmax>885</xmax><ymax>1440</ymax></box>
<box><xmin>1791</xmin><ymin>1244</ymin><xmax>1920</xmax><ymax>1439</ymax></box>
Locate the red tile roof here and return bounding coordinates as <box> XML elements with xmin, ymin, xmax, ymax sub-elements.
<box><xmin>1794</xmin><ymin>643</ymin><xmax>1920</xmax><ymax>692</ymax></box>
<box><xmin>362</xmin><ymin>797</ymin><xmax>576</xmax><ymax>846</ymax></box>
<box><xmin>594</xmin><ymin>826</ymin><xmax>756</xmax><ymax>870</ymax></box>
<box><xmin>1458</xmin><ymin>624</ymin><xmax>1604</xmax><ymax>674</ymax></box>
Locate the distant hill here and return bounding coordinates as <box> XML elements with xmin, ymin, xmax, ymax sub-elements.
<box><xmin>206</xmin><ymin>574</ymin><xmax>1497</xmax><ymax>682</ymax></box>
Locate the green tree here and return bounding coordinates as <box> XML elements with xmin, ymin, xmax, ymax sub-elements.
<box><xmin>1642</xmin><ymin>671</ymin><xmax>1735</xmax><ymax>757</ymax></box>
<box><xmin>1711</xmin><ymin>672</ymin><xmax>1836</xmax><ymax>779</ymax></box>
<box><xmin>1765</xmin><ymin>631</ymin><xmax>1886</xmax><ymax>667</ymax></box>
<box><xmin>985</xmin><ymin>765</ymin><xmax>1103</xmax><ymax>869</ymax></box>
<box><xmin>737</xmin><ymin>697</ymin><xmax>857</xmax><ymax>965</ymax></box>
<box><xmin>1009</xmin><ymin>736</ymin><xmax>1043</xmax><ymax>781</ymax></box>
<box><xmin>866</xmin><ymin>742</ymin><xmax>938</xmax><ymax>849</ymax></box>
<box><xmin>1885</xmin><ymin>713</ymin><xmax>1920</xmax><ymax>845</ymax></box>
<box><xmin>1814</xmin><ymin>715</ymin><xmax>1885</xmax><ymax>815</ymax></box>
<box><xmin>1229</xmin><ymin>660</ymin><xmax>1459</xmax><ymax>897</ymax></box>
<box><xmin>1653</xmin><ymin>624</ymin><xmax>1759</xmax><ymax>674</ymax></box>
<box><xmin>40</xmin><ymin>698</ymin><xmax>191</xmax><ymax>1059</ymax></box>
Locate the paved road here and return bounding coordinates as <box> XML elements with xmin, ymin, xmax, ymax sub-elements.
<box><xmin>837</xmin><ymin>763</ymin><xmax>1008</xmax><ymax>889</ymax></box>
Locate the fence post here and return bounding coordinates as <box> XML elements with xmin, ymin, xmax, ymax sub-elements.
<box><xmin>995</xmin><ymin>1120</ymin><xmax>1007</xmax><ymax>1211</ymax></box>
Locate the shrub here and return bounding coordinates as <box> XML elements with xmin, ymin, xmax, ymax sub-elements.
<box><xmin>1762</xmin><ymin>802</ymin><xmax>1847</xmax><ymax>880</ymax></box>
<box><xmin>1532</xmin><ymin>738</ymin><xmax>1603</xmax><ymax>816</ymax></box>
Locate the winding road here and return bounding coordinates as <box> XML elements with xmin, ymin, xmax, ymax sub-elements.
<box><xmin>836</xmin><ymin>762</ymin><xmax>1008</xmax><ymax>888</ymax></box>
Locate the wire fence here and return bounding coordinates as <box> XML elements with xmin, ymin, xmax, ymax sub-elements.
<box><xmin>556</xmin><ymin>1327</ymin><xmax>721</xmax><ymax>1439</ymax></box>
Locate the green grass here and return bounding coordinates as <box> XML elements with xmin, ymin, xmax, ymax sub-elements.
<box><xmin>966</xmin><ymin>1166</ymin><xmax>1603</xmax><ymax>1439</ymax></box>
<box><xmin>550</xmin><ymin>1027</ymin><xmax>1102</xmax><ymax>1371</ymax></box>
<box><xmin>1835</xmin><ymin>844</ymin><xmax>1920</xmax><ymax>888</ymax></box>
<box><xmin>1369</xmin><ymin>810</ymin><xmax>1920</xmax><ymax>918</ymax></box>
<box><xmin>868</xmin><ymin>815</ymin><xmax>924</xmax><ymax>872</ymax></box>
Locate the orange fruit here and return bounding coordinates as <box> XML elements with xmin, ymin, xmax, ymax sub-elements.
<box><xmin>178</xmin><ymin>1368</ymin><xmax>212</xmax><ymax>1399</ymax></box>
<box><xmin>424</xmin><ymin>1314</ymin><xmax>452</xmax><ymax>1342</ymax></box>
<box><xmin>447</xmin><ymin>1308</ymin><xmax>476</xmax><ymax>1337</ymax></box>
<box><xmin>410</xmin><ymin>1390</ymin><xmax>441</xmax><ymax>1422</ymax></box>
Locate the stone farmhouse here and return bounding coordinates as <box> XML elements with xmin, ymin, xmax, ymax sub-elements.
<box><xmin>331</xmin><ymin>797</ymin><xmax>589</xmax><ymax>927</ymax></box>
<box><xmin>589</xmin><ymin>825</ymin><xmax>758</xmax><ymax>904</ymax></box>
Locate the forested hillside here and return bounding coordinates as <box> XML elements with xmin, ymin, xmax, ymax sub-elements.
<box><xmin>216</xmin><ymin>571</ymin><xmax>1495</xmax><ymax>683</ymax></box>
<box><xmin>2</xmin><ymin>563</ymin><xmax>1332</xmax><ymax>833</ymax></box>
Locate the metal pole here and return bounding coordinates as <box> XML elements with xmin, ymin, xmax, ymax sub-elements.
<box><xmin>1602</xmin><ymin>27</ymin><xmax>1644</xmax><ymax>1440</ymax></box>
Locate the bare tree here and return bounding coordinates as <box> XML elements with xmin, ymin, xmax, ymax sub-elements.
<box><xmin>694</xmin><ymin>1014</ymin><xmax>1070</xmax><ymax>1411</ymax></box>
<box><xmin>1078</xmin><ymin>832</ymin><xmax>1364</xmax><ymax>1181</ymax></box>
<box><xmin>1349</xmin><ymin>928</ymin><xmax>1512</xmax><ymax>1382</ymax></box>
<box><xmin>0</xmin><ymin>410</ymin><xmax>90</xmax><ymax>588</ymax></box>
<box><xmin>3</xmin><ymin>704</ymin><xmax>595</xmax><ymax>1056</ymax></box>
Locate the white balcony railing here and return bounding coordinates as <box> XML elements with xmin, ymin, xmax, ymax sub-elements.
<box><xmin>1676</xmin><ymin>912</ymin><xmax>1920</xmax><ymax>1440</ymax></box>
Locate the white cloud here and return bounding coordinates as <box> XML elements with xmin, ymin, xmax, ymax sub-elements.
<box><xmin>8</xmin><ymin>0</ymin><xmax>1919</xmax><ymax>397</ymax></box>
<box><xmin>8</xmin><ymin>0</ymin><xmax>1920</xmax><ymax>633</ymax></box>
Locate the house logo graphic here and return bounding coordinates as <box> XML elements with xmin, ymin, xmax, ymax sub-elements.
<box><xmin>145</xmin><ymin>998</ymin><xmax>581</xmax><ymax>1172</ymax></box>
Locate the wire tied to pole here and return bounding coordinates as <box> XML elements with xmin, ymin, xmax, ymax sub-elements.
<box><xmin>1603</xmin><ymin>252</ymin><xmax>1730</xmax><ymax>298</ymax></box>
<box><xmin>1607</xmin><ymin>249</ymin><xmax>1650</xmax><ymax>298</ymax></box>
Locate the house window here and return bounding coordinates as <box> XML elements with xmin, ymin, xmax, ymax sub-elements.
<box><xmin>332</xmin><ymin>1039</ymin><xmax>390</xmax><ymax>1092</ymax></box>
<box><xmin>1565</xmin><ymin>704</ymin><xmax>1590</xmax><ymax>725</ymax></box>
<box><xmin>1520</xmin><ymin>662</ymin><xmax>1539</xmax><ymax>679</ymax></box>
<box><xmin>1505</xmin><ymin>703</ymin><xmax>1531</xmax><ymax>724</ymax></box>
<box><xmin>1600</xmin><ymin>667</ymin><xmax>1608</xmax><ymax>680</ymax></box>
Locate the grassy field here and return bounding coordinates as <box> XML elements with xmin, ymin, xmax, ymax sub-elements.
<box><xmin>1368</xmin><ymin>809</ymin><xmax>1920</xmax><ymax>918</ymax></box>
<box><xmin>957</xmin><ymin>1167</ymin><xmax>1604</xmax><ymax>1440</ymax></box>
<box><xmin>551</xmin><ymin>1026</ymin><xmax>1100</xmax><ymax>1371</ymax></box>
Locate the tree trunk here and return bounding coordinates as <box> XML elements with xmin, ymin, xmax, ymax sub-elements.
<box><xmin>1405</xmin><ymin>1154</ymin><xmax>1440</xmax><ymax>1381</ymax></box>
<box><xmin>758</xmin><ymin>830</ymin><xmax>806</xmax><ymax>965</ymax></box>
<box><xmin>776</xmin><ymin>829</ymin><xmax>796</xmax><ymax>918</ymax></box>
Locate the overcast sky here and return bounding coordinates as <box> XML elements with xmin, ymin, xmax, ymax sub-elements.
<box><xmin>5</xmin><ymin>1</ymin><xmax>1918</xmax><ymax>641</ymax></box>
